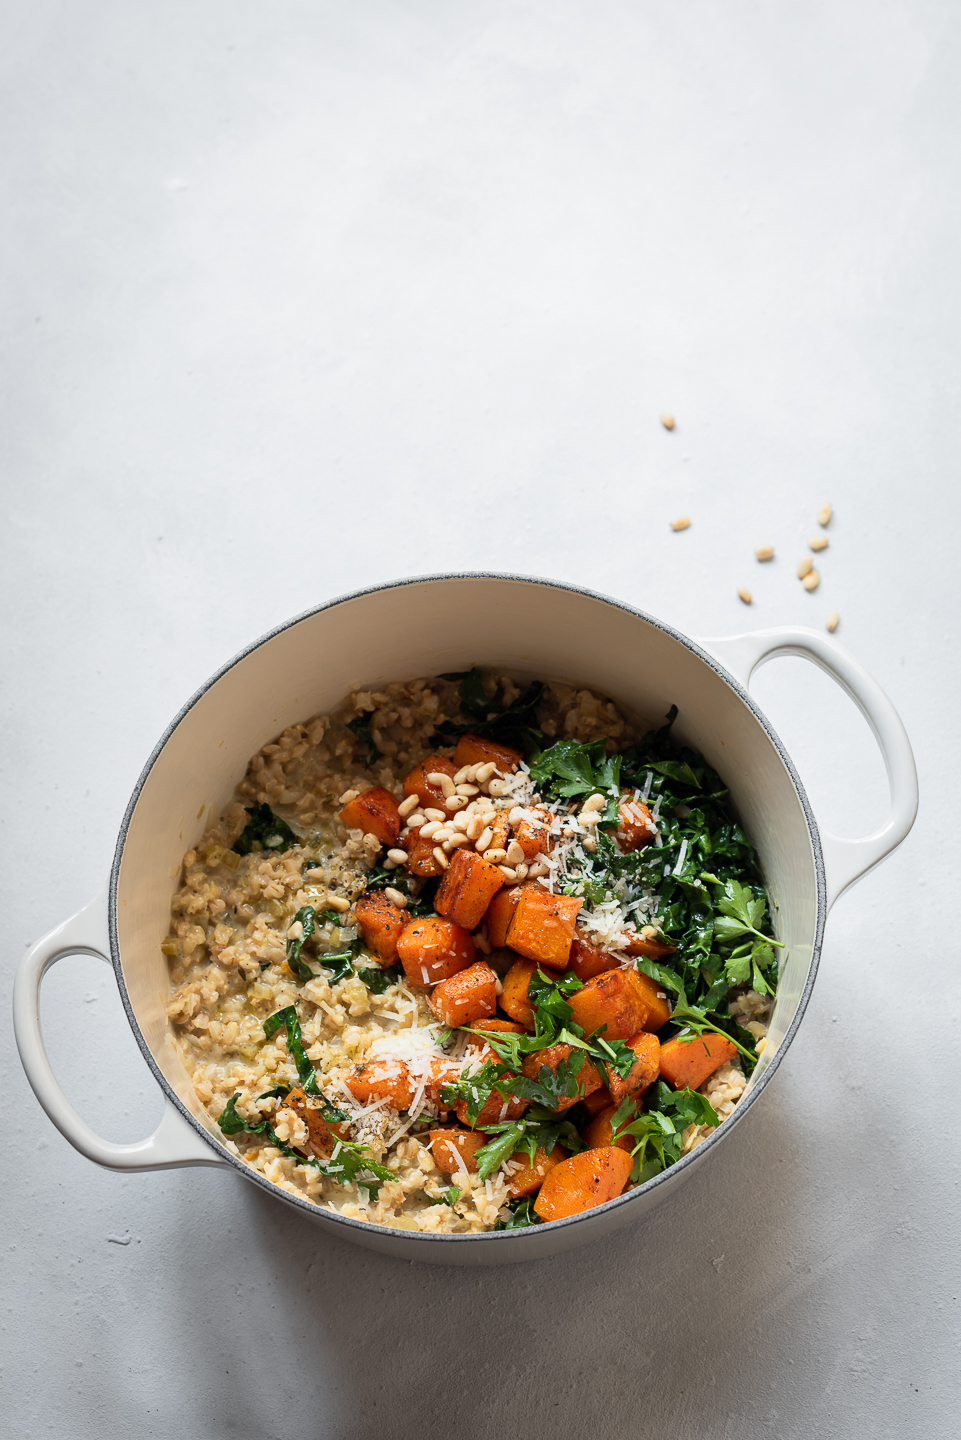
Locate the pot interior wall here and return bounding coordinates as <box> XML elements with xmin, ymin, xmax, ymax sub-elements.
<box><xmin>115</xmin><ymin>578</ymin><xmax>817</xmax><ymax>1135</ymax></box>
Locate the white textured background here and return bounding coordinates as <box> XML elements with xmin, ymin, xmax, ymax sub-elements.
<box><xmin>2</xmin><ymin>3</ymin><xmax>959</xmax><ymax>1437</ymax></box>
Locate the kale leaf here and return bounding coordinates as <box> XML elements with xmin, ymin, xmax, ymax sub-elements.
<box><xmin>494</xmin><ymin>1198</ymin><xmax>537</xmax><ymax>1230</ymax></box>
<box><xmin>234</xmin><ymin>803</ymin><xmax>298</xmax><ymax>856</ymax></box>
<box><xmin>285</xmin><ymin>906</ymin><xmax>318</xmax><ymax>983</ymax></box>
<box><xmin>217</xmin><ymin>1091</ymin><xmax>391</xmax><ymax>1192</ymax></box>
<box><xmin>347</xmin><ymin>715</ymin><xmax>378</xmax><ymax>767</ymax></box>
<box><xmin>357</xmin><ymin>965</ymin><xmax>402</xmax><ymax>994</ymax></box>
<box><xmin>434</xmin><ymin>667</ymin><xmax>545</xmax><ymax>753</ymax></box>
<box><xmin>263</xmin><ymin>1006</ymin><xmax>322</xmax><ymax>1096</ymax></box>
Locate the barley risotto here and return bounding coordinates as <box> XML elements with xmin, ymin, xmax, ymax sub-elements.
<box><xmin>164</xmin><ymin>671</ymin><xmax>778</xmax><ymax>1232</ymax></box>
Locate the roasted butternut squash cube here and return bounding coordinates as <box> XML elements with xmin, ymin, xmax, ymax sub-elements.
<box><xmin>505</xmin><ymin>889</ymin><xmax>583</xmax><ymax>969</ymax></box>
<box><xmin>659</xmin><ymin>1031</ymin><xmax>737</xmax><ymax>1090</ymax></box>
<box><xmin>424</xmin><ymin>1056</ymin><xmax>463</xmax><ymax>1112</ymax></box>
<box><xmin>429</xmin><ymin>1127</ymin><xmax>487</xmax><ymax>1174</ymax></box>
<box><xmin>582</xmin><ymin>1103</ymin><xmax>635</xmax><ymax>1153</ymax></box>
<box><xmin>581</xmin><ymin>1087</ymin><xmax>612</xmax><ymax>1119</ymax></box>
<box><xmin>621</xmin><ymin>931</ymin><xmax>678</xmax><ymax>961</ymax></box>
<box><xmin>355</xmin><ymin>889</ymin><xmax>407</xmax><ymax>961</ymax></box>
<box><xmin>345</xmin><ymin>1058</ymin><xmax>413</xmax><ymax>1110</ymax></box>
<box><xmin>284</xmin><ymin>1086</ymin><xmax>351</xmax><ymax>1159</ymax></box>
<box><xmin>627</xmin><ymin>967</ymin><xmax>672</xmax><ymax>1031</ymax></box>
<box><xmin>512</xmin><ymin>808</ymin><xmax>554</xmax><ymax>859</ymax></box>
<box><xmin>396</xmin><ymin>917</ymin><xmax>475</xmax><ymax>986</ymax></box>
<box><xmin>429</xmin><ymin>961</ymin><xmax>498</xmax><ymax>1028</ymax></box>
<box><xmin>401</xmin><ymin>827</ymin><xmax>444</xmax><ymax>877</ymax></box>
<box><xmin>339</xmin><ymin>786</ymin><xmax>402</xmax><ymax>847</ymax></box>
<box><xmin>435</xmin><ymin>848</ymin><xmax>505</xmax><ymax>929</ymax></box>
<box><xmin>499</xmin><ymin>955</ymin><xmax>539</xmax><ymax>1028</ymax></box>
<box><xmin>568</xmin><ymin>967</ymin><xmax>650</xmax><ymax>1041</ymax></box>
<box><xmin>606</xmin><ymin>1032</ymin><xmax>661</xmax><ymax>1105</ymax></box>
<box><xmin>568</xmin><ymin>932</ymin><xmax>620</xmax><ymax>982</ymax></box>
<box><xmin>615</xmin><ymin>793</ymin><xmax>656</xmax><ymax>852</ymax></box>
<box><xmin>485</xmin><ymin>885</ymin><xmax>525</xmax><ymax>947</ymax></box>
<box><xmin>505</xmin><ymin>1143</ymin><xmax>566</xmax><ymax>1199</ymax></box>
<box><xmin>473</xmin><ymin>1017</ymin><xmax>527</xmax><ymax>1037</ymax></box>
<box><xmin>452</xmin><ymin>734</ymin><xmax>522</xmax><ymax>773</ymax></box>
<box><xmin>521</xmin><ymin>1043</ymin><xmax>603</xmax><ymax>1111</ymax></box>
<box><xmin>403</xmin><ymin>755</ymin><xmax>458</xmax><ymax>811</ymax></box>
<box><xmin>533</xmin><ymin>1147</ymin><xmax>633</xmax><ymax>1221</ymax></box>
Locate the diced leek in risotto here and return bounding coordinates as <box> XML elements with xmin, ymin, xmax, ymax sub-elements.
<box><xmin>165</xmin><ymin>671</ymin><xmax>778</xmax><ymax>1232</ymax></box>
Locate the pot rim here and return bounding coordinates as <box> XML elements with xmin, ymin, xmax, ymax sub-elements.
<box><xmin>108</xmin><ymin>571</ymin><xmax>825</xmax><ymax>1247</ymax></box>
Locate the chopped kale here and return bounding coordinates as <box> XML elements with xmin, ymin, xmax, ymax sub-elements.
<box><xmin>262</xmin><ymin>1006</ymin><xmax>323</xmax><ymax>1097</ymax></box>
<box><xmin>434</xmin><ymin>667</ymin><xmax>545</xmax><ymax>752</ymax></box>
<box><xmin>357</xmin><ymin>965</ymin><xmax>402</xmax><ymax>994</ymax></box>
<box><xmin>347</xmin><ymin>715</ymin><xmax>379</xmax><ymax>767</ymax></box>
<box><xmin>285</xmin><ymin>905</ymin><xmax>318</xmax><ymax>983</ymax></box>
<box><xmin>234</xmin><ymin>803</ymin><xmax>298</xmax><ymax>856</ymax></box>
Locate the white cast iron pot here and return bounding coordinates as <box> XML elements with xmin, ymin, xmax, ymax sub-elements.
<box><xmin>13</xmin><ymin>576</ymin><xmax>918</xmax><ymax>1265</ymax></box>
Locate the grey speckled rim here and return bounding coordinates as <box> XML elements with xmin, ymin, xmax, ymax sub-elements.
<box><xmin>108</xmin><ymin>572</ymin><xmax>826</xmax><ymax>1250</ymax></box>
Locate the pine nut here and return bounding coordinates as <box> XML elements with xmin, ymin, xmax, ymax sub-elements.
<box><xmin>385</xmin><ymin>887</ymin><xmax>408</xmax><ymax>909</ymax></box>
<box><xmin>326</xmin><ymin>894</ymin><xmax>350</xmax><ymax>913</ymax></box>
<box><xmin>475</xmin><ymin>762</ymin><xmax>497</xmax><ymax>784</ymax></box>
<box><xmin>428</xmin><ymin>772</ymin><xmax>455</xmax><ymax>797</ymax></box>
<box><xmin>398</xmin><ymin>793</ymin><xmax>420</xmax><ymax>818</ymax></box>
<box><xmin>387</xmin><ymin>848</ymin><xmax>408</xmax><ymax>864</ymax></box>
<box><xmin>802</xmin><ymin>570</ymin><xmax>820</xmax><ymax>591</ymax></box>
<box><xmin>446</xmin><ymin>834</ymin><xmax>471</xmax><ymax>850</ymax></box>
<box><xmin>755</xmin><ymin>1037</ymin><xmax>767</xmax><ymax>1054</ymax></box>
<box><xmin>474</xmin><ymin>930</ymin><xmax>491</xmax><ymax>954</ymax></box>
<box><xmin>506</xmin><ymin>839</ymin><xmax>525</xmax><ymax>865</ymax></box>
<box><xmin>466</xmin><ymin>814</ymin><xmax>485</xmax><ymax>840</ymax></box>
<box><xmin>456</xmin><ymin>784</ymin><xmax>479</xmax><ymax>797</ymax></box>
<box><xmin>498</xmin><ymin>866</ymin><xmax>518</xmax><ymax>882</ymax></box>
<box><xmin>445</xmin><ymin>795</ymin><xmax>467</xmax><ymax>812</ymax></box>
<box><xmin>582</xmin><ymin>837</ymin><xmax>597</xmax><ymax>853</ymax></box>
<box><xmin>508</xmin><ymin>806</ymin><xmax>526</xmax><ymax>824</ymax></box>
<box><xmin>641</xmin><ymin>925</ymin><xmax>658</xmax><ymax>939</ymax></box>
<box><xmin>527</xmin><ymin>862</ymin><xmax>549</xmax><ymax>879</ymax></box>
<box><xmin>737</xmin><ymin>587</ymin><xmax>752</xmax><ymax>605</ymax></box>
<box><xmin>514</xmin><ymin>862</ymin><xmax>529</xmax><ymax>880</ymax></box>
<box><xmin>475</xmin><ymin>826</ymin><xmax>493</xmax><ymax>852</ymax></box>
<box><xmin>432</xmin><ymin>828</ymin><xmax>453</xmax><ymax>843</ymax></box>
<box><xmin>485</xmin><ymin>848</ymin><xmax>508</xmax><ymax>864</ymax></box>
<box><xmin>579</xmin><ymin>812</ymin><xmax>600</xmax><ymax>827</ymax></box>
<box><xmin>420</xmin><ymin>821</ymin><xmax>441</xmax><ymax>839</ymax></box>
<box><xmin>432</xmin><ymin>847</ymin><xmax>449</xmax><ymax>870</ymax></box>
<box><xmin>453</xmin><ymin>766</ymin><xmax>472</xmax><ymax>785</ymax></box>
<box><xmin>670</xmin><ymin>516</ymin><xmax>690</xmax><ymax>531</ymax></box>
<box><xmin>583</xmin><ymin>793</ymin><xmax>606</xmax><ymax>812</ymax></box>
<box><xmin>661</xmin><ymin>414</ymin><xmax>675</xmax><ymax>430</ymax></box>
<box><xmin>488</xmin><ymin>778</ymin><xmax>509</xmax><ymax>797</ymax></box>
<box><xmin>406</xmin><ymin>813</ymin><xmax>425</xmax><ymax>829</ymax></box>
<box><xmin>818</xmin><ymin>503</ymin><xmax>832</xmax><ymax>527</ymax></box>
<box><xmin>382</xmin><ymin>858</ymin><xmax>398</xmax><ymax>870</ymax></box>
<box><xmin>755</xmin><ymin>545</ymin><xmax>774</xmax><ymax>561</ymax></box>
<box><xmin>424</xmin><ymin>808</ymin><xmax>446</xmax><ymax>822</ymax></box>
<box><xmin>338</xmin><ymin>789</ymin><xmax>360</xmax><ymax>805</ymax></box>
<box><xmin>809</xmin><ymin>535</ymin><xmax>828</xmax><ymax>552</ymax></box>
<box><xmin>797</xmin><ymin>556</ymin><xmax>813</xmax><ymax>579</ymax></box>
<box><xmin>453</xmin><ymin>811</ymin><xmax>471</xmax><ymax>832</ymax></box>
<box><xmin>826</xmin><ymin>610</ymin><xmax>839</xmax><ymax>632</ymax></box>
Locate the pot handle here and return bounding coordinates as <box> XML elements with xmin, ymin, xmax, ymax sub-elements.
<box><xmin>13</xmin><ymin>887</ymin><xmax>229</xmax><ymax>1171</ymax></box>
<box><xmin>699</xmin><ymin>627</ymin><xmax>918</xmax><ymax>910</ymax></box>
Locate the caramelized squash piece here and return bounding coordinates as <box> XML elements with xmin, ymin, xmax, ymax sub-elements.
<box><xmin>452</xmin><ymin>734</ymin><xmax>522</xmax><ymax>773</ymax></box>
<box><xmin>396</xmin><ymin>917</ymin><xmax>475</xmax><ymax>986</ymax></box>
<box><xmin>512</xmin><ymin>808</ymin><xmax>554</xmax><ymax>859</ymax></box>
<box><xmin>606</xmin><ymin>1032</ymin><xmax>660</xmax><ymax>1106</ymax></box>
<box><xmin>499</xmin><ymin>955</ymin><xmax>539</xmax><ymax>1028</ymax></box>
<box><xmin>345</xmin><ymin>1058</ymin><xmax>413</xmax><ymax>1110</ymax></box>
<box><xmin>429</xmin><ymin>1127</ymin><xmax>487</xmax><ymax>1175</ymax></box>
<box><xmin>454</xmin><ymin>1087</ymin><xmax>528</xmax><ymax>1130</ymax></box>
<box><xmin>429</xmin><ymin>961</ymin><xmax>498</xmax><ymax>1028</ymax></box>
<box><xmin>284</xmin><ymin>1086</ymin><xmax>351</xmax><ymax>1159</ymax></box>
<box><xmin>401</xmin><ymin>827</ymin><xmax>444</xmax><ymax>877</ymax></box>
<box><xmin>339</xmin><ymin>786</ymin><xmax>402</xmax><ymax>847</ymax></box>
<box><xmin>424</xmin><ymin>1055</ymin><xmax>463</xmax><ymax>1112</ymax></box>
<box><xmin>505</xmin><ymin>1144</ymin><xmax>566</xmax><ymax>1199</ymax></box>
<box><xmin>615</xmin><ymin>793</ymin><xmax>656</xmax><ymax>853</ymax></box>
<box><xmin>568</xmin><ymin>968</ymin><xmax>651</xmax><ymax>1041</ymax></box>
<box><xmin>354</xmin><ymin>889</ymin><xmax>407</xmax><ymax>961</ymax></box>
<box><xmin>622</xmin><ymin>932</ymin><xmax>678</xmax><ymax>961</ymax></box>
<box><xmin>627</xmin><ymin>967</ymin><xmax>672</xmax><ymax>1031</ymax></box>
<box><xmin>659</xmin><ymin>1031</ymin><xmax>737</xmax><ymax>1090</ymax></box>
<box><xmin>568</xmin><ymin>932</ymin><xmax>620</xmax><ymax>983</ymax></box>
<box><xmin>505</xmin><ymin>889</ymin><xmax>583</xmax><ymax>969</ymax></box>
<box><xmin>581</xmin><ymin>1087</ymin><xmax>612</xmax><ymax>1119</ymax></box>
<box><xmin>521</xmin><ymin>1043</ymin><xmax>603</xmax><ymax>1111</ymax></box>
<box><xmin>485</xmin><ymin>885</ymin><xmax>526</xmax><ymax>948</ymax></box>
<box><xmin>533</xmin><ymin>1147</ymin><xmax>633</xmax><ymax>1221</ymax></box>
<box><xmin>435</xmin><ymin>848</ymin><xmax>505</xmax><ymax>929</ymax></box>
<box><xmin>473</xmin><ymin>1018</ymin><xmax>527</xmax><ymax>1037</ymax></box>
<box><xmin>582</xmin><ymin>1103</ymin><xmax>635</xmax><ymax>1153</ymax></box>
<box><xmin>403</xmin><ymin>755</ymin><xmax>458</xmax><ymax>811</ymax></box>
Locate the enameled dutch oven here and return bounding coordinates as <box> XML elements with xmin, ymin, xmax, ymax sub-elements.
<box><xmin>13</xmin><ymin>576</ymin><xmax>918</xmax><ymax>1265</ymax></box>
